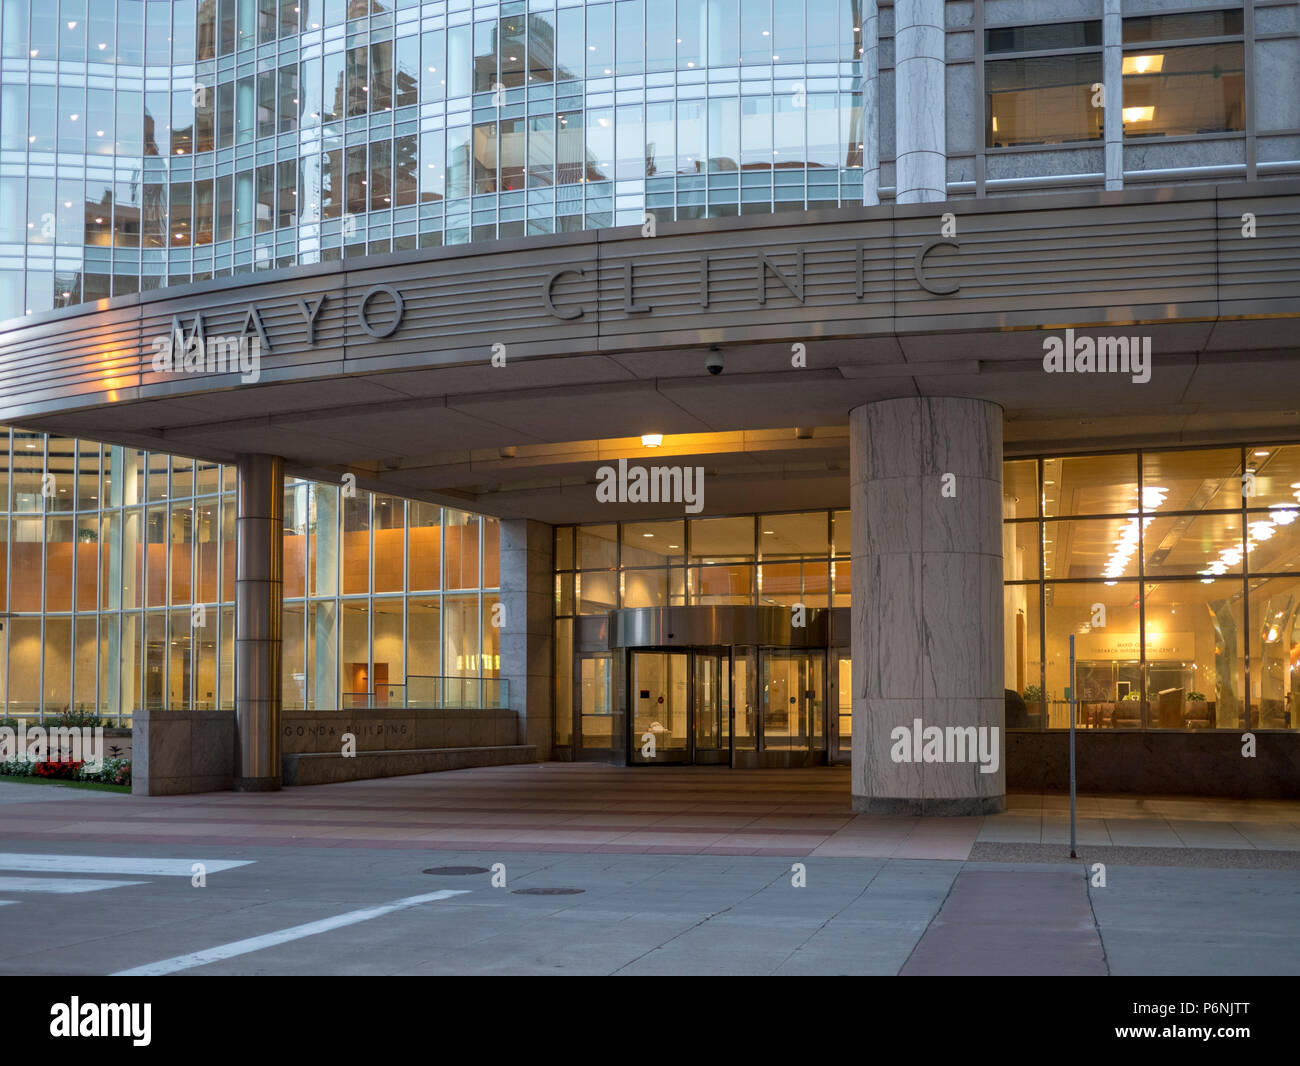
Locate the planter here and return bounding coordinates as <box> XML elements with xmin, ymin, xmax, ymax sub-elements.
<box><xmin>1185</xmin><ymin>699</ymin><xmax>1211</xmax><ymax>728</ymax></box>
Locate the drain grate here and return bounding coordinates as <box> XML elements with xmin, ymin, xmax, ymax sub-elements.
<box><xmin>423</xmin><ymin>866</ymin><xmax>491</xmax><ymax>875</ymax></box>
<box><xmin>512</xmin><ymin>887</ymin><xmax>584</xmax><ymax>896</ymax></box>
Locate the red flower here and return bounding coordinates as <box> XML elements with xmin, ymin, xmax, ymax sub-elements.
<box><xmin>33</xmin><ymin>759</ymin><xmax>84</xmax><ymax>780</ymax></box>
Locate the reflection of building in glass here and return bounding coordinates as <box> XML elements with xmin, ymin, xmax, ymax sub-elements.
<box><xmin>0</xmin><ymin>2</ymin><xmax>1285</xmax><ymax>316</ymax></box>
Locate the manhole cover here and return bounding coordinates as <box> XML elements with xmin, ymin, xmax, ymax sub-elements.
<box><xmin>512</xmin><ymin>887</ymin><xmax>585</xmax><ymax>896</ymax></box>
<box><xmin>422</xmin><ymin>866</ymin><xmax>491</xmax><ymax>875</ymax></box>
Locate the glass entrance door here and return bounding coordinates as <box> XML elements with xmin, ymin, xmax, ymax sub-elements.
<box><xmin>693</xmin><ymin>651</ymin><xmax>731</xmax><ymax>764</ymax></box>
<box><xmin>576</xmin><ymin>653</ymin><xmax>613</xmax><ymax>757</ymax></box>
<box><xmin>629</xmin><ymin>650</ymin><xmax>690</xmax><ymax>764</ymax></box>
<box><xmin>628</xmin><ymin>649</ymin><xmax>731</xmax><ymax>765</ymax></box>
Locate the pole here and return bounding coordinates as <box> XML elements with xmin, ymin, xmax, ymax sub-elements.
<box><xmin>1069</xmin><ymin>633</ymin><xmax>1077</xmax><ymax>859</ymax></box>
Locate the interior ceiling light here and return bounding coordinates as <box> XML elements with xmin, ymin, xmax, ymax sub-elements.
<box><xmin>1122</xmin><ymin>106</ymin><xmax>1155</xmax><ymax>124</ymax></box>
<box><xmin>1122</xmin><ymin>53</ymin><xmax>1164</xmax><ymax>75</ymax></box>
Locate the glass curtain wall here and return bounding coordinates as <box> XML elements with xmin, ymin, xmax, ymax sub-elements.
<box><xmin>0</xmin><ymin>0</ymin><xmax>867</xmax><ymax>316</ymax></box>
<box><xmin>0</xmin><ymin>426</ymin><xmax>501</xmax><ymax>721</ymax></box>
<box><xmin>1006</xmin><ymin>444</ymin><xmax>1300</xmax><ymax>732</ymax></box>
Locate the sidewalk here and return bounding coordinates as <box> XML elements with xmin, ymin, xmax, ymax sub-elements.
<box><xmin>3</xmin><ymin>765</ymin><xmax>1298</xmax><ymax>863</ymax></box>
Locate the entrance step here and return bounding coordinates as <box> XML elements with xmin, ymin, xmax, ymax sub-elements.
<box><xmin>282</xmin><ymin>745</ymin><xmax>537</xmax><ymax>786</ymax></box>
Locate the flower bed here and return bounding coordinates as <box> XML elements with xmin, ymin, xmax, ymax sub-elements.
<box><xmin>0</xmin><ymin>756</ymin><xmax>131</xmax><ymax>787</ymax></box>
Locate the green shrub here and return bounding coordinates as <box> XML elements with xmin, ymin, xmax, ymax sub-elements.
<box><xmin>1022</xmin><ymin>684</ymin><xmax>1044</xmax><ymax>704</ymax></box>
<box><xmin>44</xmin><ymin>709</ymin><xmax>108</xmax><ymax>729</ymax></box>
<box><xmin>1187</xmin><ymin>691</ymin><xmax>1206</xmax><ymax>702</ymax></box>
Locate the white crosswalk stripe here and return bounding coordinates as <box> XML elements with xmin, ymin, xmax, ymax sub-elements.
<box><xmin>0</xmin><ymin>853</ymin><xmax>256</xmax><ymax>905</ymax></box>
<box><xmin>0</xmin><ymin>876</ymin><xmax>146</xmax><ymax>894</ymax></box>
<box><xmin>0</xmin><ymin>853</ymin><xmax>255</xmax><ymax>877</ymax></box>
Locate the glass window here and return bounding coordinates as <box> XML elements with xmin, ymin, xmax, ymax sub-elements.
<box><xmin>761</xmin><ymin>560</ymin><xmax>828</xmax><ymax>607</ymax></box>
<box><xmin>1122</xmin><ymin>43</ymin><xmax>1243</xmax><ymax>137</ymax></box>
<box><xmin>1042</xmin><ymin>454</ymin><xmax>1137</xmax><ymax>517</ymax></box>
<box><xmin>340</xmin><ymin>600</ymin><xmax>370</xmax><ymax>700</ymax></box>
<box><xmin>1246</xmin><ymin>445</ymin><xmax>1300</xmax><ymax>508</ymax></box>
<box><xmin>46</xmin><ymin>516</ymin><xmax>74</xmax><ymax>611</ymax></box>
<box><xmin>1146</xmin><ymin>578</ymin><xmax>1245</xmax><ymax>728</ymax></box>
<box><xmin>555</xmin><ymin>618</ymin><xmax>573</xmax><ymax>745</ymax></box>
<box><xmin>555</xmin><ymin>527</ymin><xmax>575</xmax><ymax>571</ymax></box>
<box><xmin>586</xmin><ymin>3</ymin><xmax>612</xmax><ymax>78</ymax></box>
<box><xmin>622</xmin><ymin>568</ymin><xmax>669</xmax><ymax>608</ymax></box>
<box><xmin>1247</xmin><ymin>574</ymin><xmax>1300</xmax><ymax>729</ymax></box>
<box><xmin>1141</xmin><ymin>448</ymin><xmax>1243</xmax><ymax>513</ymax></box>
<box><xmin>1043</xmin><ymin>516</ymin><xmax>1149</xmax><ymax>582</ymax></box>
<box><xmin>987</xmin><ymin>21</ymin><xmax>1102</xmax><ymax>54</ymax></box>
<box><xmin>709</xmin><ymin>96</ymin><xmax>738</xmax><ymax>171</ymax></box>
<box><xmin>577</xmin><ymin>570</ymin><xmax>618</xmax><ymax>613</ymax></box>
<box><xmin>1005</xmin><ymin>583</ymin><xmax>1043</xmax><ymax>725</ymax></box>
<box><xmin>1005</xmin><ymin>520</ymin><xmax>1041</xmax><ymax>582</ymax></box>
<box><xmin>1123</xmin><ymin>10</ymin><xmax>1244</xmax><ymax>45</ymax></box>
<box><xmin>308</xmin><ymin>600</ymin><xmax>337</xmax><ymax>707</ymax></box>
<box><xmin>73</xmin><ymin>616</ymin><xmax>97</xmax><ymax>713</ymax></box>
<box><xmin>370</xmin><ymin>41</ymin><xmax>393</xmax><ymax>112</ymax></box>
<box><xmin>1045</xmin><ymin>580</ymin><xmax>1145</xmax><ymax>729</ymax></box>
<box><xmin>8</xmin><ymin>618</ymin><xmax>39</xmax><ymax>711</ymax></box>
<box><xmin>760</xmin><ymin>513</ymin><xmax>827</xmax><ymax>558</ymax></box>
<box><xmin>445</xmin><ymin>510</ymin><xmax>481</xmax><ymax>589</ymax></box>
<box><xmin>1143</xmin><ymin>512</ymin><xmax>1244</xmax><ymax>578</ymax></box>
<box><xmin>986</xmin><ymin>53</ymin><xmax>1103</xmax><ymax>147</ymax></box>
<box><xmin>1003</xmin><ymin>460</ymin><xmax>1038</xmax><ymax>520</ymax></box>
<box><xmin>169</xmin><ymin>503</ymin><xmax>192</xmax><ymax>605</ymax></box>
<box><xmin>691</xmin><ymin>563</ymin><xmax>752</xmax><ymax>604</ymax></box>
<box><xmin>614</xmin><ymin>0</ymin><xmax>642</xmax><ymax>75</ymax></box>
<box><xmin>45</xmin><ymin>617</ymin><xmax>72</xmax><ymax>711</ymax></box>
<box><xmin>577</xmin><ymin>524</ymin><xmax>618</xmax><ymax>569</ymax></box>
<box><xmin>689</xmin><ymin>516</ymin><xmax>753</xmax><ymax>561</ymax></box>
<box><xmin>283</xmin><ymin>602</ymin><xmax>306</xmax><ymax>709</ymax></box>
<box><xmin>621</xmin><ymin>520</ymin><xmax>684</xmax><ymax>566</ymax></box>
<box><xmin>283</xmin><ymin>484</ymin><xmax>307</xmax><ymax>599</ymax></box>
<box><xmin>443</xmin><ymin>594</ymin><xmax>480</xmax><ymax>676</ymax></box>
<box><xmin>407</xmin><ymin>598</ymin><xmax>440</xmax><ymax>679</ymax></box>
<box><xmin>676</xmin><ymin>0</ymin><xmax>702</xmax><ymax>68</ymax></box>
<box><xmin>447</xmin><ymin>23</ymin><xmax>471</xmax><ymax>96</ymax></box>
<box><xmin>482</xmin><ymin>518</ymin><xmax>500</xmax><ymax>588</ymax></box>
<box><xmin>373</xmin><ymin>598</ymin><xmax>404</xmax><ymax>702</ymax></box>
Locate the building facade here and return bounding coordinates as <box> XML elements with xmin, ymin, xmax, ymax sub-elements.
<box><xmin>0</xmin><ymin>0</ymin><xmax>1298</xmax><ymax>809</ymax></box>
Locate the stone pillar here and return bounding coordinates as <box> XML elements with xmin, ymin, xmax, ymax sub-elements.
<box><xmin>894</xmin><ymin>0</ymin><xmax>946</xmax><ymax>204</ymax></box>
<box><xmin>862</xmin><ymin>1</ymin><xmax>881</xmax><ymax>206</ymax></box>
<box><xmin>1103</xmin><ymin>0</ymin><xmax>1123</xmax><ymax>191</ymax></box>
<box><xmin>850</xmin><ymin>397</ymin><xmax>1005</xmax><ymax>815</ymax></box>
<box><xmin>234</xmin><ymin>453</ymin><xmax>284</xmax><ymax>791</ymax></box>
<box><xmin>499</xmin><ymin>519</ymin><xmax>553</xmax><ymax>757</ymax></box>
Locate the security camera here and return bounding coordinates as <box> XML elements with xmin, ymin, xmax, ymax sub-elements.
<box><xmin>705</xmin><ymin>351</ymin><xmax>724</xmax><ymax>376</ymax></box>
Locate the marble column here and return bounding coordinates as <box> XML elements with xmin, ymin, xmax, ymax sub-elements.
<box><xmin>850</xmin><ymin>398</ymin><xmax>1005</xmax><ymax>815</ymax></box>
<box><xmin>1103</xmin><ymin>0</ymin><xmax>1123</xmax><ymax>191</ymax></box>
<box><xmin>234</xmin><ymin>453</ymin><xmax>284</xmax><ymax>791</ymax></box>
<box><xmin>499</xmin><ymin>519</ymin><xmax>554</xmax><ymax>756</ymax></box>
<box><xmin>894</xmin><ymin>0</ymin><xmax>946</xmax><ymax>204</ymax></box>
<box><xmin>862</xmin><ymin>1</ymin><xmax>881</xmax><ymax>206</ymax></box>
